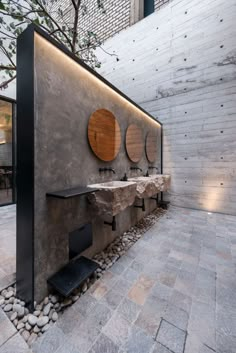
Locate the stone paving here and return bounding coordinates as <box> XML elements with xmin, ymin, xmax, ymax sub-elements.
<box><xmin>0</xmin><ymin>204</ymin><xmax>16</xmax><ymax>290</ymax></box>
<box><xmin>0</xmin><ymin>205</ymin><xmax>236</xmax><ymax>353</ymax></box>
<box><xmin>31</xmin><ymin>206</ymin><xmax>236</xmax><ymax>353</ymax></box>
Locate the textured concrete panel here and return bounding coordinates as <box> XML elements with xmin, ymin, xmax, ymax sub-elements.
<box><xmin>97</xmin><ymin>0</ymin><xmax>236</xmax><ymax>215</ymax></box>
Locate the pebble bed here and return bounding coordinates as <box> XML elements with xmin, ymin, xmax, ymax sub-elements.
<box><xmin>0</xmin><ymin>207</ymin><xmax>166</xmax><ymax>347</ymax></box>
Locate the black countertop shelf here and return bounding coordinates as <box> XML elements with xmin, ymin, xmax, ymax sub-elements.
<box><xmin>47</xmin><ymin>256</ymin><xmax>99</xmax><ymax>297</ymax></box>
<box><xmin>46</xmin><ymin>186</ymin><xmax>98</xmax><ymax>199</ymax></box>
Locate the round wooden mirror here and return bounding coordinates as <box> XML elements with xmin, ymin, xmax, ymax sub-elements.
<box><xmin>125</xmin><ymin>124</ymin><xmax>143</xmax><ymax>163</ymax></box>
<box><xmin>88</xmin><ymin>109</ymin><xmax>121</xmax><ymax>162</ymax></box>
<box><xmin>146</xmin><ymin>132</ymin><xmax>158</xmax><ymax>163</ymax></box>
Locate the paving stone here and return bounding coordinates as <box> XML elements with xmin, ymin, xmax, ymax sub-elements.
<box><xmin>89</xmin><ymin>281</ymin><xmax>109</xmax><ymax>300</ymax></box>
<box><xmin>188</xmin><ymin>300</ymin><xmax>216</xmax><ymax>350</ymax></box>
<box><xmin>110</xmin><ymin>262</ymin><xmax>126</xmax><ymax>275</ymax></box>
<box><xmin>163</xmin><ymin>304</ymin><xmax>189</xmax><ymax>331</ymax></box>
<box><xmin>55</xmin><ymin>340</ymin><xmax>81</xmax><ymax>353</ymax></box>
<box><xmin>88</xmin><ymin>302</ymin><xmax>112</xmax><ymax>328</ymax></box>
<box><xmin>150</xmin><ymin>282</ymin><xmax>173</xmax><ymax>301</ymax></box>
<box><xmin>88</xmin><ymin>333</ymin><xmax>119</xmax><ymax>353</ymax></box>
<box><xmin>32</xmin><ymin>326</ymin><xmax>67</xmax><ymax>353</ymax></box>
<box><xmin>0</xmin><ymin>333</ymin><xmax>32</xmax><ymax>353</ymax></box>
<box><xmin>135</xmin><ymin>301</ymin><xmax>163</xmax><ymax>337</ymax></box>
<box><xmin>117</xmin><ymin>297</ymin><xmax>141</xmax><ymax>323</ymax></box>
<box><xmin>129</xmin><ymin>260</ymin><xmax>144</xmax><ymax>273</ymax></box>
<box><xmin>56</xmin><ymin>305</ymin><xmax>85</xmax><ymax>334</ymax></box>
<box><xmin>216</xmin><ymin>331</ymin><xmax>236</xmax><ymax>353</ymax></box>
<box><xmin>73</xmin><ymin>294</ymin><xmax>97</xmax><ymax>316</ymax></box>
<box><xmin>69</xmin><ymin>315</ymin><xmax>101</xmax><ymax>353</ymax></box>
<box><xmin>0</xmin><ymin>307</ymin><xmax>17</xmax><ymax>346</ymax></box>
<box><xmin>128</xmin><ymin>275</ymin><xmax>155</xmax><ymax>305</ymax></box>
<box><xmin>122</xmin><ymin>268</ymin><xmax>140</xmax><ymax>282</ymax></box>
<box><xmin>123</xmin><ymin>325</ymin><xmax>154</xmax><ymax>353</ymax></box>
<box><xmin>112</xmin><ymin>278</ymin><xmax>132</xmax><ymax>295</ymax></box>
<box><xmin>152</xmin><ymin>342</ymin><xmax>173</xmax><ymax>353</ymax></box>
<box><xmin>101</xmin><ymin>289</ymin><xmax>123</xmax><ymax>310</ymax></box>
<box><xmin>156</xmin><ymin>319</ymin><xmax>186</xmax><ymax>353</ymax></box>
<box><xmin>169</xmin><ymin>289</ymin><xmax>192</xmax><ymax>314</ymax></box>
<box><xmin>102</xmin><ymin>312</ymin><xmax>130</xmax><ymax>346</ymax></box>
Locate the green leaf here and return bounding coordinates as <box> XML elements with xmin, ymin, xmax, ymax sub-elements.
<box><xmin>0</xmin><ymin>2</ymin><xmax>5</xmax><ymax>11</ymax></box>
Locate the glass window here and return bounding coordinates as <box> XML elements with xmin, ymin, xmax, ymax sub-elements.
<box><xmin>144</xmin><ymin>0</ymin><xmax>154</xmax><ymax>17</ymax></box>
<box><xmin>0</xmin><ymin>98</ymin><xmax>14</xmax><ymax>206</ymax></box>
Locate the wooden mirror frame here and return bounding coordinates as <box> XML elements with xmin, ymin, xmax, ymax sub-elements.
<box><xmin>125</xmin><ymin>124</ymin><xmax>143</xmax><ymax>163</ymax></box>
<box><xmin>145</xmin><ymin>131</ymin><xmax>158</xmax><ymax>163</ymax></box>
<box><xmin>88</xmin><ymin>109</ymin><xmax>121</xmax><ymax>162</ymax></box>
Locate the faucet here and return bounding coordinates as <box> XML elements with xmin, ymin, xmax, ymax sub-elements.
<box><xmin>99</xmin><ymin>167</ymin><xmax>116</xmax><ymax>174</ymax></box>
<box><xmin>120</xmin><ymin>173</ymin><xmax>128</xmax><ymax>181</ymax></box>
<box><xmin>130</xmin><ymin>167</ymin><xmax>142</xmax><ymax>172</ymax></box>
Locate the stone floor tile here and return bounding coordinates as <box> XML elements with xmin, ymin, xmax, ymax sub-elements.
<box><xmin>0</xmin><ymin>307</ymin><xmax>17</xmax><ymax>347</ymax></box>
<box><xmin>110</xmin><ymin>262</ymin><xmax>126</xmax><ymax>275</ymax></box>
<box><xmin>135</xmin><ymin>306</ymin><xmax>162</xmax><ymax>337</ymax></box>
<box><xmin>216</xmin><ymin>330</ymin><xmax>236</xmax><ymax>353</ymax></box>
<box><xmin>102</xmin><ymin>312</ymin><xmax>131</xmax><ymax>346</ymax></box>
<box><xmin>89</xmin><ymin>280</ymin><xmax>109</xmax><ymax>300</ymax></box>
<box><xmin>122</xmin><ymin>267</ymin><xmax>140</xmax><ymax>282</ymax></box>
<box><xmin>117</xmin><ymin>255</ymin><xmax>134</xmax><ymax>267</ymax></box>
<box><xmin>112</xmin><ymin>278</ymin><xmax>133</xmax><ymax>295</ymax></box>
<box><xmin>151</xmin><ymin>342</ymin><xmax>172</xmax><ymax>353</ymax></box>
<box><xmin>69</xmin><ymin>315</ymin><xmax>101</xmax><ymax>353</ymax></box>
<box><xmin>150</xmin><ymin>282</ymin><xmax>173</xmax><ymax>301</ymax></box>
<box><xmin>157</xmin><ymin>266</ymin><xmax>178</xmax><ymax>288</ymax></box>
<box><xmin>88</xmin><ymin>333</ymin><xmax>119</xmax><ymax>353</ymax></box>
<box><xmin>163</xmin><ymin>304</ymin><xmax>189</xmax><ymax>331</ymax></box>
<box><xmin>33</xmin><ymin>326</ymin><xmax>67</xmax><ymax>353</ymax></box>
<box><xmin>169</xmin><ymin>289</ymin><xmax>192</xmax><ymax>314</ymax></box>
<box><xmin>188</xmin><ymin>300</ymin><xmax>216</xmax><ymax>350</ymax></box>
<box><xmin>156</xmin><ymin>319</ymin><xmax>186</xmax><ymax>353</ymax></box>
<box><xmin>128</xmin><ymin>275</ymin><xmax>155</xmax><ymax>305</ymax></box>
<box><xmin>123</xmin><ymin>325</ymin><xmax>154</xmax><ymax>353</ymax></box>
<box><xmin>100</xmin><ymin>271</ymin><xmax>120</xmax><ymax>287</ymax></box>
<box><xmin>117</xmin><ymin>297</ymin><xmax>141</xmax><ymax>323</ymax></box>
<box><xmin>101</xmin><ymin>289</ymin><xmax>123</xmax><ymax>310</ymax></box>
<box><xmin>0</xmin><ymin>333</ymin><xmax>32</xmax><ymax>353</ymax></box>
<box><xmin>73</xmin><ymin>294</ymin><xmax>98</xmax><ymax>317</ymax></box>
<box><xmin>56</xmin><ymin>305</ymin><xmax>85</xmax><ymax>334</ymax></box>
<box><xmin>55</xmin><ymin>340</ymin><xmax>82</xmax><ymax>353</ymax></box>
<box><xmin>129</xmin><ymin>260</ymin><xmax>145</xmax><ymax>273</ymax></box>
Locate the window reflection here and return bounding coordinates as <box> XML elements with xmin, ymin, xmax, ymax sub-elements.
<box><xmin>0</xmin><ymin>99</ymin><xmax>13</xmax><ymax>205</ymax></box>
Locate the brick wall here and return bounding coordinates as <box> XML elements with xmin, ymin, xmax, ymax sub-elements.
<box><xmin>51</xmin><ymin>1</ymin><xmax>171</xmax><ymax>41</ymax></box>
<box><xmin>78</xmin><ymin>0</ymin><xmax>131</xmax><ymax>41</ymax></box>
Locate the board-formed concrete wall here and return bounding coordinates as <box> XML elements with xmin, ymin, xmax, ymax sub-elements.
<box><xmin>97</xmin><ymin>0</ymin><xmax>236</xmax><ymax>215</ymax></box>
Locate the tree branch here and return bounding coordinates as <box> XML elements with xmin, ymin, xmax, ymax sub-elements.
<box><xmin>0</xmin><ymin>65</ymin><xmax>16</xmax><ymax>70</ymax></box>
<box><xmin>0</xmin><ymin>74</ymin><xmax>16</xmax><ymax>90</ymax></box>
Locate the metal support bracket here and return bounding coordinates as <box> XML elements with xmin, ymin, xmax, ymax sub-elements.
<box><xmin>104</xmin><ymin>216</ymin><xmax>116</xmax><ymax>231</ymax></box>
<box><xmin>134</xmin><ymin>198</ymin><xmax>145</xmax><ymax>211</ymax></box>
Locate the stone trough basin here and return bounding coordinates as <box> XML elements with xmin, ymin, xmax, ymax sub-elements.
<box><xmin>128</xmin><ymin>174</ymin><xmax>171</xmax><ymax>198</ymax></box>
<box><xmin>87</xmin><ymin>181</ymin><xmax>137</xmax><ymax>217</ymax></box>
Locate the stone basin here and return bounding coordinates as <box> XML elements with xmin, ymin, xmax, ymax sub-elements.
<box><xmin>87</xmin><ymin>181</ymin><xmax>137</xmax><ymax>216</ymax></box>
<box><xmin>128</xmin><ymin>174</ymin><xmax>171</xmax><ymax>198</ymax></box>
<box><xmin>149</xmin><ymin>174</ymin><xmax>171</xmax><ymax>192</ymax></box>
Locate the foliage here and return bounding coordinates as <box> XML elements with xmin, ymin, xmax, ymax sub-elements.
<box><xmin>0</xmin><ymin>0</ymin><xmax>107</xmax><ymax>89</ymax></box>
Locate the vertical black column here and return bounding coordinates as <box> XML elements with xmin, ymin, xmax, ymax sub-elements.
<box><xmin>16</xmin><ymin>26</ymin><xmax>35</xmax><ymax>310</ymax></box>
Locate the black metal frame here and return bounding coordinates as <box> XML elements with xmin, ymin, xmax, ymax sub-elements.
<box><xmin>16</xmin><ymin>24</ymin><xmax>163</xmax><ymax>309</ymax></box>
<box><xmin>16</xmin><ymin>27</ymin><xmax>35</xmax><ymax>310</ymax></box>
<box><xmin>0</xmin><ymin>95</ymin><xmax>17</xmax><ymax>207</ymax></box>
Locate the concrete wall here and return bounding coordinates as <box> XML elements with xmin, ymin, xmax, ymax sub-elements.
<box><xmin>33</xmin><ymin>32</ymin><xmax>161</xmax><ymax>301</ymax></box>
<box><xmin>97</xmin><ymin>0</ymin><xmax>236</xmax><ymax>215</ymax></box>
